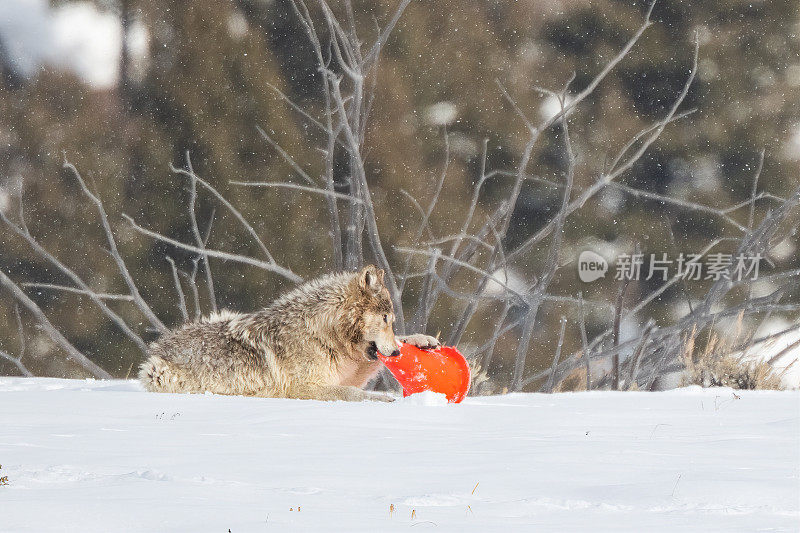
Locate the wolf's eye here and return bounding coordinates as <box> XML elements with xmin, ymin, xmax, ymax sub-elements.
<box><xmin>383</xmin><ymin>314</ymin><xmax>389</xmax><ymax>323</ymax></box>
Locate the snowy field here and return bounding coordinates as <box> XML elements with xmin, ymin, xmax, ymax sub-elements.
<box><xmin>1</xmin><ymin>378</ymin><xmax>798</xmax><ymax>532</ymax></box>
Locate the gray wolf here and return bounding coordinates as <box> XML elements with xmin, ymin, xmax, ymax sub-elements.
<box><xmin>139</xmin><ymin>265</ymin><xmax>438</xmax><ymax>401</ymax></box>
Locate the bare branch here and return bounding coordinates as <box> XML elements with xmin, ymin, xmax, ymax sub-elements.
<box><xmin>628</xmin><ymin>321</ymin><xmax>655</xmax><ymax>389</ymax></box>
<box><xmin>512</xmin><ymin>92</ymin><xmax>576</xmax><ymax>391</ymax></box>
<box><xmin>762</xmin><ymin>330</ymin><xmax>800</xmax><ymax>366</ymax></box>
<box><xmin>170</xmin><ymin>165</ymin><xmax>275</xmax><ymax>263</ymax></box>
<box><xmin>723</xmin><ymin>192</ymin><xmax>786</xmax><ymax>216</ymax></box>
<box><xmin>748</xmin><ymin>150</ymin><xmax>765</xmax><ymax>230</ymax></box>
<box><xmin>608</xmin><ymin>182</ymin><xmax>748</xmax><ymax>232</ymax></box>
<box><xmin>395</xmin><ymin>246</ymin><xmax>527</xmax><ymax>303</ymax></box>
<box><xmin>286</xmin><ymin>0</ymin><xmax>344</xmax><ymax>268</ymax></box>
<box><xmin>0</xmin><ymin>204</ymin><xmax>148</xmax><ymax>354</ymax></box>
<box><xmin>397</xmin><ymin>189</ymin><xmax>435</xmax><ymax>241</ymax></box>
<box><xmin>0</xmin><ymin>305</ymin><xmax>32</xmax><ymax>377</ymax></box>
<box><xmin>498</xmin><ymin>0</ymin><xmax>656</xmax><ymax>135</ymax></box>
<box><xmin>0</xmin><ymin>348</ymin><xmax>32</xmax><ymax>377</ymax></box>
<box><xmin>230</xmin><ymin>180</ymin><xmax>364</xmax><ymax>203</ymax></box>
<box><xmin>409</xmin><ymin>250</ymin><xmax>441</xmax><ymax>331</ymax></box>
<box><xmin>606</xmin><ymin>109</ymin><xmax>696</xmax><ymax>174</ymax></box>
<box><xmin>14</xmin><ymin>305</ymin><xmax>25</xmax><ymax>362</ymax></box>
<box><xmin>184</xmin><ymin>153</ymin><xmax>217</xmax><ymax>313</ymax></box>
<box><xmin>445</xmin><ymin>218</ymin><xmax>511</xmax><ymax>347</ymax></box>
<box><xmin>578</xmin><ymin>292</ymin><xmax>591</xmax><ymax>390</ymax></box>
<box><xmin>542</xmin><ymin>294</ymin><xmax>615</xmax><ymax>312</ymax></box>
<box><xmin>64</xmin><ymin>159</ymin><xmax>167</xmax><ymax>333</ymax></box>
<box><xmin>180</xmin><ymin>268</ymin><xmax>202</xmax><ymax>320</ymax></box>
<box><xmin>14</xmin><ymin>177</ymin><xmax>28</xmax><ymax>235</ymax></box>
<box><xmin>508</xmin><ymin>36</ymin><xmax>698</xmax><ymax>263</ymax></box>
<box><xmin>479</xmin><ymin>299</ymin><xmax>513</xmax><ymax>374</ymax></box>
<box><xmin>165</xmin><ymin>257</ymin><xmax>189</xmax><ymax>323</ymax></box>
<box><xmin>579</xmin><ymin>36</ymin><xmax>699</xmax><ymax>209</ymax></box>
<box><xmin>450</xmin><ymin>139</ymin><xmax>490</xmax><ymax>259</ymax></box>
<box><xmin>363</xmin><ymin>0</ymin><xmax>413</xmax><ymax>67</ymax></box>
<box><xmin>424</xmin><ymin>134</ymin><xmax>532</xmax><ymax>333</ymax></box>
<box><xmin>544</xmin><ymin>0</ymin><xmax>656</xmax><ymax>129</ymax></box>
<box><xmin>612</xmin><ymin>272</ymin><xmax>632</xmax><ymax>391</ymax></box>
<box><xmin>546</xmin><ymin>316</ymin><xmax>568</xmax><ymax>392</ymax></box>
<box><xmin>328</xmin><ymin>73</ymin><xmax>405</xmax><ymax>329</ymax></box>
<box><xmin>496</xmin><ymin>80</ymin><xmax>536</xmax><ymax>133</ymax></box>
<box><xmin>0</xmin><ymin>269</ymin><xmax>111</xmax><ymax>379</ymax></box>
<box><xmin>256</xmin><ymin>125</ymin><xmax>316</xmax><ymax>186</ymax></box>
<box><xmin>421</xmin><ymin>233</ymin><xmax>495</xmax><ymax>253</ymax></box>
<box><xmin>122</xmin><ymin>213</ymin><xmax>303</xmax><ymax>283</ymax></box>
<box><xmin>20</xmin><ymin>283</ymin><xmax>134</xmax><ymax>302</ymax></box>
<box><xmin>399</xmin><ymin>129</ymin><xmax>450</xmax><ymax>295</ymax></box>
<box><xmin>265</xmin><ymin>81</ymin><xmax>340</xmax><ymax>144</ymax></box>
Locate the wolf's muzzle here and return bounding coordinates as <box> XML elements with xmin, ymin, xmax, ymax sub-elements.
<box><xmin>367</xmin><ymin>341</ymin><xmax>400</xmax><ymax>359</ymax></box>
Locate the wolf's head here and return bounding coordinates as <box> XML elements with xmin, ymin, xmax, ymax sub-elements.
<box><xmin>349</xmin><ymin>265</ymin><xmax>400</xmax><ymax>360</ymax></box>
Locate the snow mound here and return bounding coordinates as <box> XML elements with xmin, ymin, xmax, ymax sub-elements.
<box><xmin>400</xmin><ymin>390</ymin><xmax>449</xmax><ymax>405</ymax></box>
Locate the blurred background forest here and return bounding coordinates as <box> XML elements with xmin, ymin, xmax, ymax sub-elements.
<box><xmin>0</xmin><ymin>0</ymin><xmax>797</xmax><ymax>388</ymax></box>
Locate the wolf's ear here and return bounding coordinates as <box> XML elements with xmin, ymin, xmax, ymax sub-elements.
<box><xmin>358</xmin><ymin>265</ymin><xmax>383</xmax><ymax>293</ymax></box>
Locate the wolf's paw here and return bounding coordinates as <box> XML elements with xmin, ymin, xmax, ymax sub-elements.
<box><xmin>399</xmin><ymin>334</ymin><xmax>440</xmax><ymax>350</ymax></box>
<box><xmin>366</xmin><ymin>392</ymin><xmax>396</xmax><ymax>402</ymax></box>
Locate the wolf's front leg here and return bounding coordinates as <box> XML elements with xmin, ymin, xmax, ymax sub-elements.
<box><xmin>285</xmin><ymin>384</ymin><xmax>394</xmax><ymax>402</ymax></box>
<box><xmin>398</xmin><ymin>334</ymin><xmax>440</xmax><ymax>350</ymax></box>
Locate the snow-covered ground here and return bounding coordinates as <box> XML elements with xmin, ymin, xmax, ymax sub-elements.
<box><xmin>1</xmin><ymin>378</ymin><xmax>798</xmax><ymax>532</ymax></box>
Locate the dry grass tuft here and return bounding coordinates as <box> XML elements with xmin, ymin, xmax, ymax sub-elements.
<box><xmin>680</xmin><ymin>315</ymin><xmax>786</xmax><ymax>390</ymax></box>
<box><xmin>554</xmin><ymin>367</ymin><xmax>588</xmax><ymax>392</ymax></box>
<box><xmin>467</xmin><ymin>359</ymin><xmax>494</xmax><ymax>395</ymax></box>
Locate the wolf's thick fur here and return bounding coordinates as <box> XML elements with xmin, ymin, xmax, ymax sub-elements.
<box><xmin>139</xmin><ymin>265</ymin><xmax>437</xmax><ymax>401</ymax></box>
